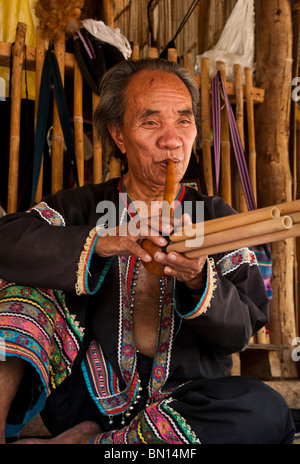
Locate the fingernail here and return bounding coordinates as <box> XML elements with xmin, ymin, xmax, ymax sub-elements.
<box><xmin>159</xmin><ymin>237</ymin><xmax>167</xmax><ymax>245</ymax></box>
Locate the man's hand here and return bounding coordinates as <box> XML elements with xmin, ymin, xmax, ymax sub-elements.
<box><xmin>153</xmin><ymin>250</ymin><xmax>207</xmax><ymax>289</ymax></box>
<box><xmin>94</xmin><ymin>214</ymin><xmax>173</xmax><ymax>263</ymax></box>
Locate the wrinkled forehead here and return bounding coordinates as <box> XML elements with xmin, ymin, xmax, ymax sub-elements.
<box><xmin>123</xmin><ymin>69</ymin><xmax>192</xmax><ymax>107</ymax></box>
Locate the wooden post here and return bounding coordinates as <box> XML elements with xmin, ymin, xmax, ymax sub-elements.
<box><xmin>51</xmin><ymin>34</ymin><xmax>65</xmax><ymax>194</ymax></box>
<box><xmin>254</xmin><ymin>0</ymin><xmax>297</xmax><ymax>377</ymax></box>
<box><xmin>34</xmin><ymin>27</ymin><xmax>46</xmax><ymax>203</ymax></box>
<box><xmin>217</xmin><ymin>61</ymin><xmax>231</xmax><ymax>205</ymax></box>
<box><xmin>7</xmin><ymin>22</ymin><xmax>26</xmax><ymax>214</ymax></box>
<box><xmin>200</xmin><ymin>58</ymin><xmax>214</xmax><ymax>196</ymax></box>
<box><xmin>74</xmin><ymin>60</ymin><xmax>84</xmax><ymax>187</ymax></box>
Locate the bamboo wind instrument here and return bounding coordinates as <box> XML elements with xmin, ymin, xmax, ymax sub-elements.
<box><xmin>142</xmin><ymin>160</ymin><xmax>175</xmax><ymax>276</ymax></box>
<box><xmin>166</xmin><ymin>200</ymin><xmax>300</xmax><ymax>259</ymax></box>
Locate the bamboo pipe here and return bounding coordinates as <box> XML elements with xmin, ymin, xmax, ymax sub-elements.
<box><xmin>200</xmin><ymin>58</ymin><xmax>214</xmax><ymax>196</ymax></box>
<box><xmin>74</xmin><ymin>59</ymin><xmax>84</xmax><ymax>186</ymax></box>
<box><xmin>142</xmin><ymin>160</ymin><xmax>175</xmax><ymax>276</ymax></box>
<box><xmin>184</xmin><ymin>223</ymin><xmax>300</xmax><ymax>259</ymax></box>
<box><xmin>92</xmin><ymin>92</ymin><xmax>102</xmax><ymax>184</ymax></box>
<box><xmin>170</xmin><ymin>205</ymin><xmax>280</xmax><ymax>243</ymax></box>
<box><xmin>34</xmin><ymin>27</ymin><xmax>46</xmax><ymax>203</ymax></box>
<box><xmin>51</xmin><ymin>34</ymin><xmax>65</xmax><ymax>194</ymax></box>
<box><xmin>276</xmin><ymin>199</ymin><xmax>300</xmax><ymax>215</ymax></box>
<box><xmin>167</xmin><ymin>216</ymin><xmax>293</xmax><ymax>254</ymax></box>
<box><xmin>7</xmin><ymin>22</ymin><xmax>26</xmax><ymax>214</ymax></box>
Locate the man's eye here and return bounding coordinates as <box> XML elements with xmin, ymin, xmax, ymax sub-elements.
<box><xmin>143</xmin><ymin>120</ymin><xmax>156</xmax><ymax>126</ymax></box>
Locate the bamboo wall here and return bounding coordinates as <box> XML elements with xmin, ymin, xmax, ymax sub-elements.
<box><xmin>112</xmin><ymin>0</ymin><xmax>238</xmax><ymax>64</ymax></box>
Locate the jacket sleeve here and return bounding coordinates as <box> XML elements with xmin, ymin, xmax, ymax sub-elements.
<box><xmin>0</xmin><ymin>188</ymin><xmax>111</xmax><ymax>294</ymax></box>
<box><xmin>175</xmin><ymin>249</ymin><xmax>269</xmax><ymax>355</ymax></box>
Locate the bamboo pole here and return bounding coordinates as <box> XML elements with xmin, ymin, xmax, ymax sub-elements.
<box><xmin>167</xmin><ymin>48</ymin><xmax>177</xmax><ymax>62</ymax></box>
<box><xmin>184</xmin><ymin>223</ymin><xmax>300</xmax><ymax>259</ymax></box>
<box><xmin>245</xmin><ymin>67</ymin><xmax>257</xmax><ymax>205</ymax></box>
<box><xmin>148</xmin><ymin>47</ymin><xmax>158</xmax><ymax>58</ymax></box>
<box><xmin>102</xmin><ymin>0</ymin><xmax>115</xmax><ymax>27</ymax></box>
<box><xmin>132</xmin><ymin>42</ymin><xmax>140</xmax><ymax>60</ymax></box>
<box><xmin>234</xmin><ymin>64</ymin><xmax>247</xmax><ymax>213</ymax></box>
<box><xmin>7</xmin><ymin>22</ymin><xmax>26</xmax><ymax>214</ymax></box>
<box><xmin>34</xmin><ymin>27</ymin><xmax>46</xmax><ymax>203</ymax></box>
<box><xmin>275</xmin><ymin>199</ymin><xmax>300</xmax><ymax>215</ymax></box>
<box><xmin>92</xmin><ymin>92</ymin><xmax>102</xmax><ymax>184</ymax></box>
<box><xmin>183</xmin><ymin>53</ymin><xmax>193</xmax><ymax>74</ymax></box>
<box><xmin>200</xmin><ymin>58</ymin><xmax>214</xmax><ymax>196</ymax></box>
<box><xmin>217</xmin><ymin>61</ymin><xmax>231</xmax><ymax>205</ymax></box>
<box><xmin>171</xmin><ymin>205</ymin><xmax>280</xmax><ymax>243</ymax></box>
<box><xmin>167</xmin><ymin>216</ymin><xmax>293</xmax><ymax>254</ymax></box>
<box><xmin>74</xmin><ymin>59</ymin><xmax>84</xmax><ymax>186</ymax></box>
<box><xmin>51</xmin><ymin>34</ymin><xmax>65</xmax><ymax>194</ymax></box>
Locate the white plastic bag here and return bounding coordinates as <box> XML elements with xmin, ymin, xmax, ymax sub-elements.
<box><xmin>195</xmin><ymin>0</ymin><xmax>254</xmax><ymax>82</ymax></box>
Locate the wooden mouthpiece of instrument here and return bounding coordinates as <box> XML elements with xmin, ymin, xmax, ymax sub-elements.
<box><xmin>142</xmin><ymin>160</ymin><xmax>175</xmax><ymax>276</ymax></box>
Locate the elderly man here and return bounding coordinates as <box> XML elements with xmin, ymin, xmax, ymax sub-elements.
<box><xmin>0</xmin><ymin>58</ymin><xmax>295</xmax><ymax>444</ymax></box>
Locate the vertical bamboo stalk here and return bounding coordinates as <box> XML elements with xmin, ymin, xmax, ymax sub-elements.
<box><xmin>132</xmin><ymin>42</ymin><xmax>140</xmax><ymax>60</ymax></box>
<box><xmin>102</xmin><ymin>0</ymin><xmax>115</xmax><ymax>27</ymax></box>
<box><xmin>245</xmin><ymin>67</ymin><xmax>257</xmax><ymax>205</ymax></box>
<box><xmin>148</xmin><ymin>47</ymin><xmax>158</xmax><ymax>58</ymax></box>
<box><xmin>7</xmin><ymin>22</ymin><xmax>26</xmax><ymax>214</ymax></box>
<box><xmin>92</xmin><ymin>92</ymin><xmax>102</xmax><ymax>184</ymax></box>
<box><xmin>183</xmin><ymin>53</ymin><xmax>193</xmax><ymax>74</ymax></box>
<box><xmin>234</xmin><ymin>64</ymin><xmax>247</xmax><ymax>213</ymax></box>
<box><xmin>34</xmin><ymin>27</ymin><xmax>46</xmax><ymax>203</ymax></box>
<box><xmin>167</xmin><ymin>48</ymin><xmax>177</xmax><ymax>62</ymax></box>
<box><xmin>74</xmin><ymin>60</ymin><xmax>84</xmax><ymax>187</ymax></box>
<box><xmin>200</xmin><ymin>58</ymin><xmax>214</xmax><ymax>196</ymax></box>
<box><xmin>51</xmin><ymin>34</ymin><xmax>65</xmax><ymax>194</ymax></box>
<box><xmin>217</xmin><ymin>61</ymin><xmax>231</xmax><ymax>205</ymax></box>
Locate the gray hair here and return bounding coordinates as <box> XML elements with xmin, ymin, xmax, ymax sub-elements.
<box><xmin>94</xmin><ymin>58</ymin><xmax>201</xmax><ymax>171</ymax></box>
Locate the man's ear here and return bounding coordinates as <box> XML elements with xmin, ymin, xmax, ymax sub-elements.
<box><xmin>107</xmin><ymin>123</ymin><xmax>126</xmax><ymax>154</ymax></box>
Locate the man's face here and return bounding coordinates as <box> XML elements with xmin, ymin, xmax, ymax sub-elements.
<box><xmin>109</xmin><ymin>69</ymin><xmax>197</xmax><ymax>189</ymax></box>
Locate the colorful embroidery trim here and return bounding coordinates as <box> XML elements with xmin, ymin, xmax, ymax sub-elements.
<box><xmin>178</xmin><ymin>257</ymin><xmax>217</xmax><ymax>320</ymax></box>
<box><xmin>0</xmin><ymin>281</ymin><xmax>83</xmax><ymax>392</ymax></box>
<box><xmin>0</xmin><ymin>280</ymin><xmax>83</xmax><ymax>435</ymax></box>
<box><xmin>81</xmin><ymin>339</ymin><xmax>140</xmax><ymax>417</ymax></box>
<box><xmin>90</xmin><ymin>398</ymin><xmax>200</xmax><ymax>444</ymax></box>
<box><xmin>216</xmin><ymin>247</ymin><xmax>257</xmax><ymax>276</ymax></box>
<box><xmin>31</xmin><ymin>202</ymin><xmax>65</xmax><ymax>226</ymax></box>
<box><xmin>76</xmin><ymin>227</ymin><xmax>112</xmax><ymax>296</ymax></box>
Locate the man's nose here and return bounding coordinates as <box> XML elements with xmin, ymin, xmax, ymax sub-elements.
<box><xmin>157</xmin><ymin>125</ymin><xmax>183</xmax><ymax>150</ymax></box>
